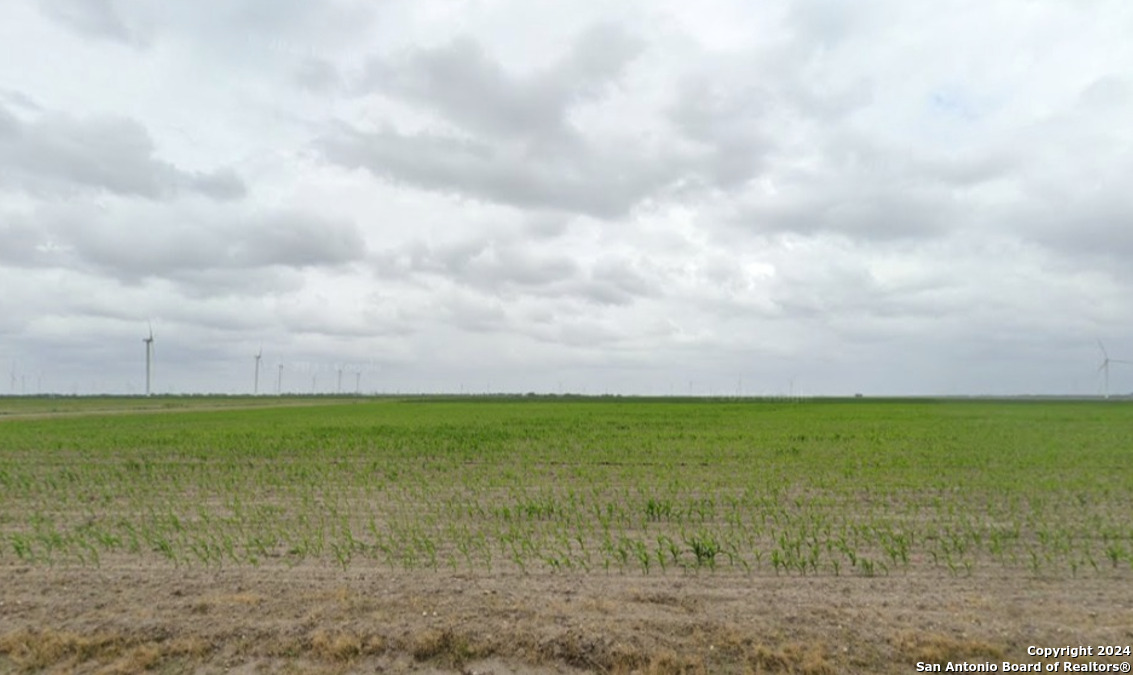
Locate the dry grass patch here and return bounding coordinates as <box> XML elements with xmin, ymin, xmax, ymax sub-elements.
<box><xmin>408</xmin><ymin>628</ymin><xmax>478</xmax><ymax>667</ymax></box>
<box><xmin>746</xmin><ymin>643</ymin><xmax>835</xmax><ymax>674</ymax></box>
<box><xmin>893</xmin><ymin>632</ymin><xmax>1003</xmax><ymax>666</ymax></box>
<box><xmin>309</xmin><ymin>629</ymin><xmax>386</xmax><ymax>662</ymax></box>
<box><xmin>0</xmin><ymin>628</ymin><xmax>215</xmax><ymax>673</ymax></box>
<box><xmin>640</xmin><ymin>649</ymin><xmax>707</xmax><ymax>674</ymax></box>
<box><xmin>0</xmin><ymin>628</ymin><xmax>126</xmax><ymax>672</ymax></box>
<box><xmin>97</xmin><ymin>644</ymin><xmax>162</xmax><ymax>675</ymax></box>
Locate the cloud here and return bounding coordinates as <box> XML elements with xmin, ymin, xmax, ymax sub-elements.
<box><xmin>187</xmin><ymin>168</ymin><xmax>248</xmax><ymax>201</ymax></box>
<box><xmin>785</xmin><ymin>0</ymin><xmax>876</xmax><ymax>51</ymax></box>
<box><xmin>37</xmin><ymin>0</ymin><xmax>146</xmax><ymax>46</ymax></box>
<box><xmin>373</xmin><ymin>238</ymin><xmax>576</xmax><ymax>289</ymax></box>
<box><xmin>0</xmin><ymin>105</ymin><xmax>247</xmax><ymax>201</ymax></box>
<box><xmin>3</xmin><ymin>0</ymin><xmax>1133</xmax><ymax>395</ymax></box>
<box><xmin>14</xmin><ymin>202</ymin><xmax>367</xmax><ymax>292</ymax></box>
<box><xmin>360</xmin><ymin>23</ymin><xmax>643</xmax><ymax>141</ymax></box>
<box><xmin>317</xmin><ymin>123</ymin><xmax>681</xmax><ymax>217</ymax></box>
<box><xmin>0</xmin><ymin>90</ymin><xmax>41</xmax><ymax>113</ymax></box>
<box><xmin>0</xmin><ymin>216</ymin><xmax>53</xmax><ymax>268</ymax></box>
<box><xmin>363</xmin><ymin>37</ymin><xmax>567</xmax><ymax>140</ymax></box>
<box><xmin>316</xmin><ymin>25</ymin><xmax>692</xmax><ymax>217</ymax></box>
<box><xmin>729</xmin><ymin>178</ymin><xmax>960</xmax><ymax>240</ymax></box>
<box><xmin>369</xmin><ymin>235</ymin><xmax>662</xmax><ymax>309</ymax></box>
<box><xmin>667</xmin><ymin>77</ymin><xmax>775</xmax><ymax>188</ymax></box>
<box><xmin>292</xmin><ymin>57</ymin><xmax>340</xmax><ymax>91</ymax></box>
<box><xmin>247</xmin><ymin>211</ymin><xmax>367</xmax><ymax>268</ymax></box>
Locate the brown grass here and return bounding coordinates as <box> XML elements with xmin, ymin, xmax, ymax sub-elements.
<box><xmin>0</xmin><ymin>628</ymin><xmax>216</xmax><ymax>674</ymax></box>
<box><xmin>0</xmin><ymin>628</ymin><xmax>126</xmax><ymax>672</ymax></box>
<box><xmin>308</xmin><ymin>629</ymin><xmax>387</xmax><ymax>662</ymax></box>
<box><xmin>745</xmin><ymin>643</ymin><xmax>835</xmax><ymax>674</ymax></box>
<box><xmin>408</xmin><ymin>627</ymin><xmax>481</xmax><ymax>667</ymax></box>
<box><xmin>893</xmin><ymin>631</ymin><xmax>1003</xmax><ymax>665</ymax></box>
<box><xmin>3</xmin><ymin>566</ymin><xmax>1129</xmax><ymax>674</ymax></box>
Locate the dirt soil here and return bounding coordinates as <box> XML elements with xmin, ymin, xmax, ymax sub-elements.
<box><xmin>1</xmin><ymin>564</ymin><xmax>1131</xmax><ymax>674</ymax></box>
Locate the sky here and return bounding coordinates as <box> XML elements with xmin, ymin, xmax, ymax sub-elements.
<box><xmin>1</xmin><ymin>0</ymin><xmax>1132</xmax><ymax>397</ymax></box>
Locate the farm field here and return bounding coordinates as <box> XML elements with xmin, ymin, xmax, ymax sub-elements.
<box><xmin>1</xmin><ymin>397</ymin><xmax>1131</xmax><ymax>674</ymax></box>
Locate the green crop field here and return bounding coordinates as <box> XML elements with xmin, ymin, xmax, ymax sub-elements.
<box><xmin>2</xmin><ymin>396</ymin><xmax>1130</xmax><ymax>579</ymax></box>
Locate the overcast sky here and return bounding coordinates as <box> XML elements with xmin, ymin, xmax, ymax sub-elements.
<box><xmin>2</xmin><ymin>0</ymin><xmax>1132</xmax><ymax>397</ymax></box>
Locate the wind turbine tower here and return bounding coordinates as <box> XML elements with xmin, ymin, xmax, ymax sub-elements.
<box><xmin>277</xmin><ymin>363</ymin><xmax>284</xmax><ymax>395</ymax></box>
<box><xmin>253</xmin><ymin>348</ymin><xmax>263</xmax><ymax>395</ymax></box>
<box><xmin>143</xmin><ymin>324</ymin><xmax>154</xmax><ymax>396</ymax></box>
<box><xmin>1096</xmin><ymin>340</ymin><xmax>1132</xmax><ymax>399</ymax></box>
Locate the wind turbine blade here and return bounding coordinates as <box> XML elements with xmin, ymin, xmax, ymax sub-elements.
<box><xmin>1097</xmin><ymin>339</ymin><xmax>1109</xmax><ymax>360</ymax></box>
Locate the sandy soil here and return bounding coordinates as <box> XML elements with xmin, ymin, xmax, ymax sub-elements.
<box><xmin>2</xmin><ymin>563</ymin><xmax>1131</xmax><ymax>674</ymax></box>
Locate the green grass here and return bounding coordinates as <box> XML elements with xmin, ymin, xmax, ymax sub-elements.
<box><xmin>0</xmin><ymin>394</ymin><xmax>350</xmax><ymax>417</ymax></box>
<box><xmin>0</xmin><ymin>397</ymin><xmax>1130</xmax><ymax>576</ymax></box>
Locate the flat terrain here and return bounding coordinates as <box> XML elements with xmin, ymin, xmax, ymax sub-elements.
<box><xmin>1</xmin><ymin>397</ymin><xmax>1131</xmax><ymax>673</ymax></box>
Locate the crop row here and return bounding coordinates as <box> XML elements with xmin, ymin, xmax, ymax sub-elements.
<box><xmin>1</xmin><ymin>399</ymin><xmax>1131</xmax><ymax>577</ymax></box>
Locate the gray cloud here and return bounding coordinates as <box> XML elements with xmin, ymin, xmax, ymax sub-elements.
<box><xmin>715</xmin><ymin>121</ymin><xmax>1023</xmax><ymax>241</ymax></box>
<box><xmin>436</xmin><ymin>290</ymin><xmax>509</xmax><ymax>334</ymax></box>
<box><xmin>1079</xmin><ymin>75</ymin><xmax>1130</xmax><ymax>109</ymax></box>
<box><xmin>315</xmin><ymin>26</ymin><xmax>687</xmax><ymax>217</ymax></box>
<box><xmin>786</xmin><ymin>0</ymin><xmax>876</xmax><ymax>51</ymax></box>
<box><xmin>1018</xmin><ymin>188</ymin><xmax>1133</xmax><ymax>265</ymax></box>
<box><xmin>247</xmin><ymin>211</ymin><xmax>367</xmax><ymax>268</ymax></box>
<box><xmin>361</xmin><ymin>23</ymin><xmax>643</xmax><ymax>142</ymax></box>
<box><xmin>187</xmin><ymin>168</ymin><xmax>248</xmax><ymax>201</ymax></box>
<box><xmin>0</xmin><ymin>90</ymin><xmax>41</xmax><ymax>113</ymax></box>
<box><xmin>374</xmin><ymin>238</ymin><xmax>577</xmax><ymax>289</ymax></box>
<box><xmin>523</xmin><ymin>212</ymin><xmax>573</xmax><ymax>239</ymax></box>
<box><xmin>165</xmin><ymin>267</ymin><xmax>309</xmax><ymax>301</ymax></box>
<box><xmin>364</xmin><ymin>37</ymin><xmax>567</xmax><ymax>140</ymax></box>
<box><xmin>317</xmin><ymin>124</ymin><xmax>679</xmax><ymax>217</ymax></box>
<box><xmin>370</xmin><ymin>236</ymin><xmax>661</xmax><ymax>309</ymax></box>
<box><xmin>37</xmin><ymin>0</ymin><xmax>145</xmax><ymax>46</ymax></box>
<box><xmin>0</xmin><ymin>217</ymin><xmax>53</xmax><ymax>268</ymax></box>
<box><xmin>293</xmin><ymin>57</ymin><xmax>340</xmax><ymax>92</ymax></box>
<box><xmin>0</xmin><ymin>105</ymin><xmax>247</xmax><ymax>201</ymax></box>
<box><xmin>733</xmin><ymin>182</ymin><xmax>958</xmax><ymax>239</ymax></box>
<box><xmin>458</xmin><ymin>244</ymin><xmax>580</xmax><ymax>290</ymax></box>
<box><xmin>580</xmin><ymin>257</ymin><xmax>659</xmax><ymax>306</ymax></box>
<box><xmin>668</xmin><ymin>78</ymin><xmax>775</xmax><ymax>188</ymax></box>
<box><xmin>17</xmin><ymin>203</ymin><xmax>367</xmax><ymax>290</ymax></box>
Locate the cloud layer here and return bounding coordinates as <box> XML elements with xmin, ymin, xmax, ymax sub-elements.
<box><xmin>2</xmin><ymin>0</ymin><xmax>1132</xmax><ymax>395</ymax></box>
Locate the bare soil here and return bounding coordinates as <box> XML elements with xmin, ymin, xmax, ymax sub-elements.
<box><xmin>2</xmin><ymin>563</ymin><xmax>1131</xmax><ymax>674</ymax></box>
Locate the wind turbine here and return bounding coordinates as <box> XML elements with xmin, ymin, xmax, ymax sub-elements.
<box><xmin>1096</xmin><ymin>340</ymin><xmax>1132</xmax><ymax>399</ymax></box>
<box><xmin>253</xmin><ymin>348</ymin><xmax>263</xmax><ymax>395</ymax></box>
<box><xmin>9</xmin><ymin>362</ymin><xmax>15</xmax><ymax>395</ymax></box>
<box><xmin>143</xmin><ymin>323</ymin><xmax>155</xmax><ymax>396</ymax></box>
<box><xmin>336</xmin><ymin>365</ymin><xmax>344</xmax><ymax>394</ymax></box>
<box><xmin>277</xmin><ymin>363</ymin><xmax>284</xmax><ymax>395</ymax></box>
